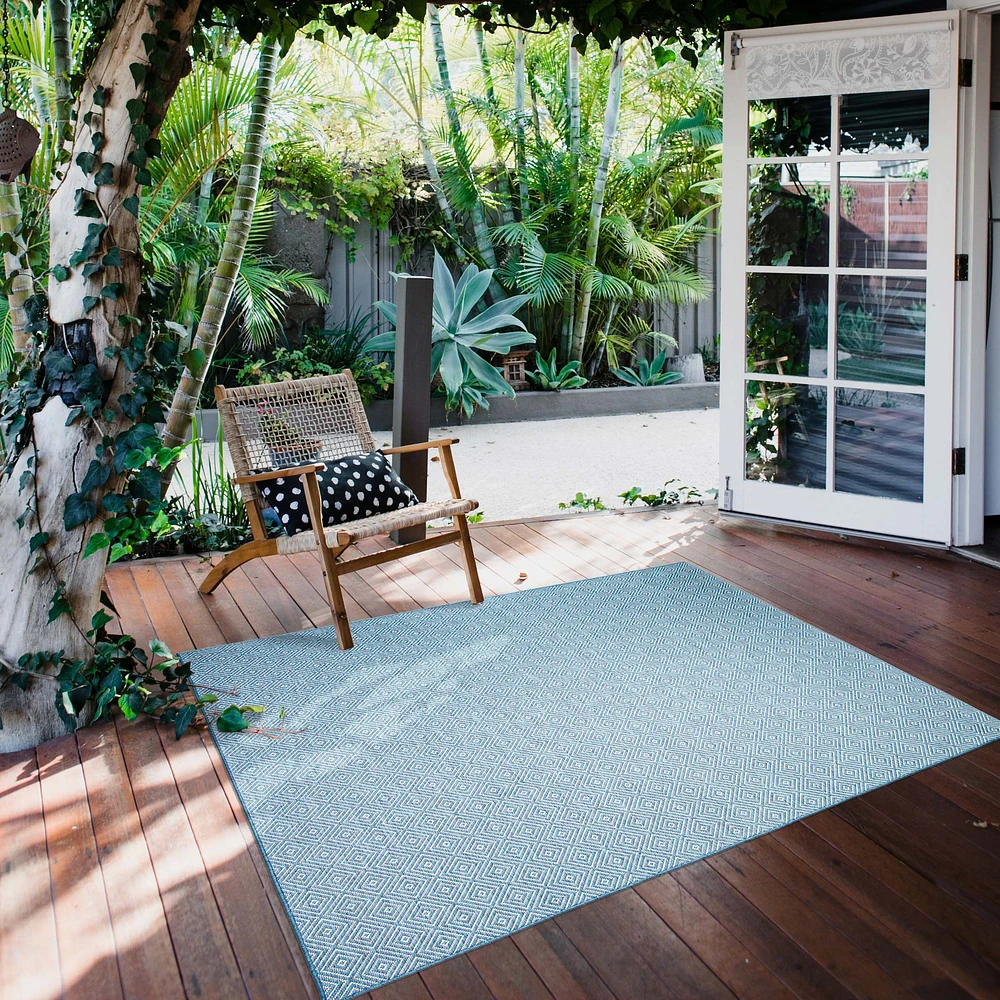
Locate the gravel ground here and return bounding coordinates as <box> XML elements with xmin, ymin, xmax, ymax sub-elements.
<box><xmin>174</xmin><ymin>407</ymin><xmax>720</xmax><ymax>525</ymax></box>
<box><xmin>385</xmin><ymin>407</ymin><xmax>720</xmax><ymax>522</ymax></box>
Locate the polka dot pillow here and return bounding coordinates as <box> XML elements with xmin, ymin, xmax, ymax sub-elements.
<box><xmin>257</xmin><ymin>450</ymin><xmax>419</xmax><ymax>536</ymax></box>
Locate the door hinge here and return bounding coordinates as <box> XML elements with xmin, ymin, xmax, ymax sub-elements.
<box><xmin>953</xmin><ymin>447</ymin><xmax>967</xmax><ymax>476</ymax></box>
<box><xmin>956</xmin><ymin>254</ymin><xmax>969</xmax><ymax>281</ymax></box>
<box><xmin>730</xmin><ymin>34</ymin><xmax>742</xmax><ymax>70</ymax></box>
<box><xmin>959</xmin><ymin>59</ymin><xmax>974</xmax><ymax>87</ymax></box>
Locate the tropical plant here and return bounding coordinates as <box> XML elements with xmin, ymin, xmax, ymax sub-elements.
<box><xmin>558</xmin><ymin>492</ymin><xmax>606</xmax><ymax>511</ymax></box>
<box><xmin>619</xmin><ymin>480</ymin><xmax>714</xmax><ymax>507</ymax></box>
<box><xmin>525</xmin><ymin>349</ymin><xmax>587</xmax><ymax>390</ymax></box>
<box><xmin>368</xmin><ymin>250</ymin><xmax>533</xmax><ymax>410</ymax></box>
<box><xmin>612</xmin><ymin>349</ymin><xmax>683</xmax><ymax>387</ymax></box>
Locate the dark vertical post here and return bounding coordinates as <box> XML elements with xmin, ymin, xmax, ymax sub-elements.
<box><xmin>391</xmin><ymin>275</ymin><xmax>433</xmax><ymax>544</ymax></box>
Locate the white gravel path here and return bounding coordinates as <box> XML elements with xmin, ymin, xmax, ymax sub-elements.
<box><xmin>383</xmin><ymin>407</ymin><xmax>721</xmax><ymax>522</ymax></box>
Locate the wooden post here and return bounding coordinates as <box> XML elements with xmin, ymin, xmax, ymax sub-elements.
<box><xmin>391</xmin><ymin>275</ymin><xmax>433</xmax><ymax>544</ymax></box>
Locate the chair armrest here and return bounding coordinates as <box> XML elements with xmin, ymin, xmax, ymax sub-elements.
<box><xmin>233</xmin><ymin>463</ymin><xmax>326</xmax><ymax>485</ymax></box>
<box><xmin>382</xmin><ymin>438</ymin><xmax>459</xmax><ymax>455</ymax></box>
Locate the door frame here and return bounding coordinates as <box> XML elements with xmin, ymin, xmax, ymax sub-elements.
<box><xmin>720</xmin><ymin>10</ymin><xmax>963</xmax><ymax>543</ymax></box>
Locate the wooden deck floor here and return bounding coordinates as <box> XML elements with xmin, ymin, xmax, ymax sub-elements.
<box><xmin>3</xmin><ymin>508</ymin><xmax>1000</xmax><ymax>1000</ymax></box>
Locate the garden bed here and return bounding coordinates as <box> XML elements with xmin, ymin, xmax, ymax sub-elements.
<box><xmin>187</xmin><ymin>381</ymin><xmax>719</xmax><ymax>439</ymax></box>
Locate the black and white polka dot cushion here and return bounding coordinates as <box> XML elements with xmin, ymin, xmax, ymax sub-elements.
<box><xmin>257</xmin><ymin>450</ymin><xmax>420</xmax><ymax>536</ymax></box>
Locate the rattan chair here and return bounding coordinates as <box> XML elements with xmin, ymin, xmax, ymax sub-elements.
<box><xmin>200</xmin><ymin>371</ymin><xmax>483</xmax><ymax>649</ymax></box>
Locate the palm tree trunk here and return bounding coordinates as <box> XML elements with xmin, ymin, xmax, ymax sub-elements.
<box><xmin>567</xmin><ymin>23</ymin><xmax>581</xmax><ymax>214</ymax></box>
<box><xmin>177</xmin><ymin>167</ymin><xmax>215</xmax><ymax>344</ymax></box>
<box><xmin>427</xmin><ymin>5</ymin><xmax>496</xmax><ymax>268</ymax></box>
<box><xmin>474</xmin><ymin>23</ymin><xmax>514</xmax><ymax>227</ymax></box>
<box><xmin>160</xmin><ymin>38</ymin><xmax>280</xmax><ymax>492</ymax></box>
<box><xmin>0</xmin><ymin>183</ymin><xmax>33</xmax><ymax>352</ymax></box>
<box><xmin>513</xmin><ymin>29</ymin><xmax>529</xmax><ymax>220</ymax></box>
<box><xmin>49</xmin><ymin>0</ymin><xmax>74</xmax><ymax>142</ymax></box>
<box><xmin>569</xmin><ymin>40</ymin><xmax>624</xmax><ymax>364</ymax></box>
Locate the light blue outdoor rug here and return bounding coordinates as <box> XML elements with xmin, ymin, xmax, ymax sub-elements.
<box><xmin>186</xmin><ymin>562</ymin><xmax>1000</xmax><ymax>1000</ymax></box>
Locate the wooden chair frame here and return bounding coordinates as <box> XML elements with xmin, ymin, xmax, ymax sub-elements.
<box><xmin>199</xmin><ymin>373</ymin><xmax>483</xmax><ymax>650</ymax></box>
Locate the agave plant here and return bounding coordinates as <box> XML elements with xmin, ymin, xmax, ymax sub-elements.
<box><xmin>526</xmin><ymin>349</ymin><xmax>587</xmax><ymax>391</ymax></box>
<box><xmin>369</xmin><ymin>250</ymin><xmax>534</xmax><ymax>407</ymax></box>
<box><xmin>612</xmin><ymin>349</ymin><xmax>683</xmax><ymax>387</ymax></box>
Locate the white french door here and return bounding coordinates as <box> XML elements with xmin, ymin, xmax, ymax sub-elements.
<box><xmin>720</xmin><ymin>12</ymin><xmax>960</xmax><ymax>543</ymax></box>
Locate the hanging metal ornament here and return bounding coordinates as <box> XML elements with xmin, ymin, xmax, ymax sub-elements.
<box><xmin>0</xmin><ymin>0</ymin><xmax>40</xmax><ymax>183</ymax></box>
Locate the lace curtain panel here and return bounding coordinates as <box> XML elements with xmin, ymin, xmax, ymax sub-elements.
<box><xmin>744</xmin><ymin>27</ymin><xmax>953</xmax><ymax>100</ymax></box>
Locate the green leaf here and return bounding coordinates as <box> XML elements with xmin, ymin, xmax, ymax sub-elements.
<box><xmin>102</xmin><ymin>248</ymin><xmax>122</xmax><ymax>268</ymax></box>
<box><xmin>117</xmin><ymin>691</ymin><xmax>138</xmax><ymax>721</ymax></box>
<box><xmin>403</xmin><ymin>0</ymin><xmax>426</xmax><ymax>19</ymax></box>
<box><xmin>123</xmin><ymin>196</ymin><xmax>139</xmax><ymax>217</ymax></box>
<box><xmin>83</xmin><ymin>533</ymin><xmax>111</xmax><ymax>558</ymax></box>
<box><xmin>173</xmin><ymin>703</ymin><xmax>199</xmax><ymax>739</ymax></box>
<box><xmin>80</xmin><ymin>459</ymin><xmax>110</xmax><ymax>494</ymax></box>
<box><xmin>82</xmin><ymin>296</ymin><xmax>99</xmax><ymax>313</ymax></box>
<box><xmin>149</xmin><ymin>638</ymin><xmax>173</xmax><ymax>658</ymax></box>
<box><xmin>126</xmin><ymin>98</ymin><xmax>146</xmax><ymax>123</ymax></box>
<box><xmin>64</xmin><ymin>493</ymin><xmax>97</xmax><ymax>530</ymax></box>
<box><xmin>180</xmin><ymin>347</ymin><xmax>206</xmax><ymax>374</ymax></box>
<box><xmin>93</xmin><ymin>85</ymin><xmax>107</xmax><ymax>107</ymax></box>
<box><xmin>216</xmin><ymin>705</ymin><xmax>250</xmax><ymax>732</ymax></box>
<box><xmin>29</xmin><ymin>532</ymin><xmax>49</xmax><ymax>553</ymax></box>
<box><xmin>129</xmin><ymin>62</ymin><xmax>147</xmax><ymax>86</ymax></box>
<box><xmin>75</xmin><ymin>151</ymin><xmax>96</xmax><ymax>173</ymax></box>
<box><xmin>93</xmin><ymin>162</ymin><xmax>114</xmax><ymax>187</ymax></box>
<box><xmin>51</xmin><ymin>265</ymin><xmax>69</xmax><ymax>282</ymax></box>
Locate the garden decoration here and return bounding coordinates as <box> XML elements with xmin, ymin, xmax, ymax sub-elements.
<box><xmin>0</xmin><ymin>0</ymin><xmax>40</xmax><ymax>182</ymax></box>
<box><xmin>203</xmin><ymin>371</ymin><xmax>484</xmax><ymax>650</ymax></box>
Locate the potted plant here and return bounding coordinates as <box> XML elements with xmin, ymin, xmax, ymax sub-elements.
<box><xmin>256</xmin><ymin>405</ymin><xmax>321</xmax><ymax>468</ymax></box>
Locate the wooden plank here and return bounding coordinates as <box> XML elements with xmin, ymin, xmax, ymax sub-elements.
<box><xmin>182</xmin><ymin>558</ymin><xmax>259</xmax><ymax>645</ymax></box>
<box><xmin>157</xmin><ymin>725</ymin><xmax>314</xmax><ymax>1000</ymax></box>
<box><xmin>832</xmin><ymin>790</ymin><xmax>1000</xmax><ymax>917</ymax></box>
<box><xmin>592</xmin><ymin>890</ymin><xmax>737</xmax><ymax>1000</ymax></box>
<box><xmin>129</xmin><ymin>562</ymin><xmax>195</xmax><ymax>654</ymax></box>
<box><xmin>737</xmin><ymin>836</ymin><xmax>968</xmax><ymax>999</ymax></box>
<box><xmin>116</xmin><ymin>716</ymin><xmax>248</xmax><ymax>1000</ymax></box>
<box><xmin>0</xmin><ymin>748</ymin><xmax>62</xmax><ymax>1000</ymax></box>
<box><xmin>672</xmin><ymin>861</ymin><xmax>856</xmax><ymax>1000</ymax></box>
<box><xmin>76</xmin><ymin>722</ymin><xmax>185</xmax><ymax>1000</ymax></box>
<box><xmin>419</xmin><ymin>954</ymin><xmax>497</xmax><ymax>999</ymax></box>
<box><xmin>157</xmin><ymin>558</ymin><xmax>228</xmax><ymax>648</ymax></box>
<box><xmin>554</xmin><ymin>895</ymin><xmax>680</xmax><ymax>1000</ymax></box>
<box><xmin>633</xmin><ymin>874</ymin><xmax>798</xmax><ymax>1000</ymax></box>
<box><xmin>104</xmin><ymin>564</ymin><xmax>156</xmax><ymax>648</ymax></box>
<box><xmin>705</xmin><ymin>849</ymin><xmax>914</xmax><ymax>999</ymax></box>
<box><xmin>773</xmin><ymin>819</ymin><xmax>1000</xmax><ymax>997</ymax></box>
<box><xmin>803</xmin><ymin>809</ymin><xmax>1000</xmax><ymax>967</ymax></box>
<box><xmin>511</xmin><ymin>921</ymin><xmax>619</xmax><ymax>1000</ymax></box>
<box><xmin>466</xmin><ymin>937</ymin><xmax>556</xmax><ymax>1000</ymax></box>
<box><xmin>36</xmin><ymin>734</ymin><xmax>124</xmax><ymax>1000</ymax></box>
<box><xmin>195</xmin><ymin>724</ymin><xmax>322</xmax><ymax>1000</ymax></box>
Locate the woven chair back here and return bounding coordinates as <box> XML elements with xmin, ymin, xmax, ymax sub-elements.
<box><xmin>216</xmin><ymin>372</ymin><xmax>377</xmax><ymax>504</ymax></box>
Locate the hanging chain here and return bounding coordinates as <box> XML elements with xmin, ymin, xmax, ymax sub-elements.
<box><xmin>1</xmin><ymin>0</ymin><xmax>10</xmax><ymax>110</ymax></box>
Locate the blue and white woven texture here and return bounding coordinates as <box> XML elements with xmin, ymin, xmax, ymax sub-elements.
<box><xmin>187</xmin><ymin>562</ymin><xmax>1000</xmax><ymax>1000</ymax></box>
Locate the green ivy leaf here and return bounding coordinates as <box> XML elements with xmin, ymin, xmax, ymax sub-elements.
<box><xmin>102</xmin><ymin>283</ymin><xmax>125</xmax><ymax>301</ymax></box>
<box><xmin>217</xmin><ymin>705</ymin><xmax>250</xmax><ymax>732</ymax></box>
<box><xmin>83</xmin><ymin>533</ymin><xmax>110</xmax><ymax>558</ymax></box>
<box><xmin>82</xmin><ymin>262</ymin><xmax>102</xmax><ymax>279</ymax></box>
<box><xmin>82</xmin><ymin>295</ymin><xmax>99</xmax><ymax>313</ymax></box>
<box><xmin>125</xmin><ymin>98</ymin><xmax>145</xmax><ymax>123</ymax></box>
<box><xmin>64</xmin><ymin>493</ymin><xmax>97</xmax><ymax>530</ymax></box>
<box><xmin>129</xmin><ymin>63</ymin><xmax>147</xmax><ymax>86</ymax></box>
<box><xmin>173</xmin><ymin>703</ymin><xmax>199</xmax><ymax>739</ymax></box>
<box><xmin>51</xmin><ymin>264</ymin><xmax>70</xmax><ymax>281</ymax></box>
<box><xmin>102</xmin><ymin>247</ymin><xmax>122</xmax><ymax>268</ymax></box>
<box><xmin>93</xmin><ymin>162</ymin><xmax>114</xmax><ymax>187</ymax></box>
<box><xmin>75</xmin><ymin>151</ymin><xmax>96</xmax><ymax>173</ymax></box>
<box><xmin>93</xmin><ymin>85</ymin><xmax>107</xmax><ymax>107</ymax></box>
<box><xmin>117</xmin><ymin>691</ymin><xmax>138</xmax><ymax>721</ymax></box>
<box><xmin>180</xmin><ymin>347</ymin><xmax>206</xmax><ymax>375</ymax></box>
<box><xmin>29</xmin><ymin>532</ymin><xmax>49</xmax><ymax>552</ymax></box>
<box><xmin>80</xmin><ymin>459</ymin><xmax>111</xmax><ymax>494</ymax></box>
<box><xmin>123</xmin><ymin>196</ymin><xmax>139</xmax><ymax>218</ymax></box>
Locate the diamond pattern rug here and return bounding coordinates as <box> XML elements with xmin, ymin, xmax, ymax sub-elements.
<box><xmin>186</xmin><ymin>562</ymin><xmax>1000</xmax><ymax>1000</ymax></box>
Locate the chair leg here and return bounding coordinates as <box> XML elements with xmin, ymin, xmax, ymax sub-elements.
<box><xmin>454</xmin><ymin>514</ymin><xmax>484</xmax><ymax>605</ymax></box>
<box><xmin>198</xmin><ymin>540</ymin><xmax>278</xmax><ymax>594</ymax></box>
<box><xmin>317</xmin><ymin>547</ymin><xmax>354</xmax><ymax>650</ymax></box>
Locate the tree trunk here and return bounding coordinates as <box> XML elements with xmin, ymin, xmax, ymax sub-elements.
<box><xmin>0</xmin><ymin>0</ymin><xmax>199</xmax><ymax>753</ymax></box>
<box><xmin>513</xmin><ymin>29</ymin><xmax>529</xmax><ymax>220</ymax></box>
<box><xmin>0</xmin><ymin>182</ymin><xmax>33</xmax><ymax>351</ymax></box>
<box><xmin>473</xmin><ymin>23</ymin><xmax>514</xmax><ymax>227</ymax></box>
<box><xmin>569</xmin><ymin>40</ymin><xmax>624</xmax><ymax>364</ymax></box>
<box><xmin>49</xmin><ymin>0</ymin><xmax>74</xmax><ymax>141</ymax></box>
<box><xmin>160</xmin><ymin>38</ymin><xmax>279</xmax><ymax>491</ymax></box>
<box><xmin>559</xmin><ymin>24</ymin><xmax>581</xmax><ymax>363</ymax></box>
<box><xmin>427</xmin><ymin>5</ymin><xmax>496</xmax><ymax>268</ymax></box>
<box><xmin>177</xmin><ymin>167</ymin><xmax>215</xmax><ymax>342</ymax></box>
